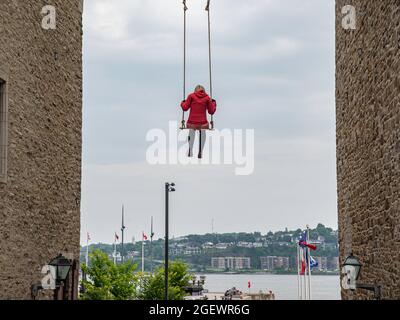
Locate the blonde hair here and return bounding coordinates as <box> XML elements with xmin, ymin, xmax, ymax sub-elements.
<box><xmin>195</xmin><ymin>85</ymin><xmax>205</xmax><ymax>92</ymax></box>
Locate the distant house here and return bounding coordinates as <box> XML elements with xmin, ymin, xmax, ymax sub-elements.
<box><xmin>202</xmin><ymin>242</ymin><xmax>214</xmax><ymax>249</ymax></box>
<box><xmin>184</xmin><ymin>246</ymin><xmax>201</xmax><ymax>255</ymax></box>
<box><xmin>109</xmin><ymin>252</ymin><xmax>122</xmax><ymax>262</ymax></box>
<box><xmin>237</xmin><ymin>242</ymin><xmax>253</xmax><ymax>248</ymax></box>
<box><xmin>215</xmin><ymin>243</ymin><xmax>229</xmax><ymax>250</ymax></box>
<box><xmin>171</xmin><ymin>243</ymin><xmax>185</xmax><ymax>255</ymax></box>
<box><xmin>276</xmin><ymin>242</ymin><xmax>291</xmax><ymax>247</ymax></box>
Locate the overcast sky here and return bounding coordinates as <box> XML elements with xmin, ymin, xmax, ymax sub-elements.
<box><xmin>80</xmin><ymin>0</ymin><xmax>337</xmax><ymax>245</ymax></box>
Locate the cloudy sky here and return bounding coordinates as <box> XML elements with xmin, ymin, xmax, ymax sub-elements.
<box><xmin>80</xmin><ymin>0</ymin><xmax>337</xmax><ymax>245</ymax></box>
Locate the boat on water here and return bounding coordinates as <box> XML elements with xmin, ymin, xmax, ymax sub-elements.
<box><xmin>184</xmin><ymin>286</ymin><xmax>276</xmax><ymax>301</ymax></box>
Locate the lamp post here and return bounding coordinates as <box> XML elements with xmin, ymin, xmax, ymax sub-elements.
<box><xmin>121</xmin><ymin>205</ymin><xmax>126</xmax><ymax>263</ymax></box>
<box><xmin>342</xmin><ymin>253</ymin><xmax>382</xmax><ymax>300</ymax></box>
<box><xmin>165</xmin><ymin>182</ymin><xmax>176</xmax><ymax>301</ymax></box>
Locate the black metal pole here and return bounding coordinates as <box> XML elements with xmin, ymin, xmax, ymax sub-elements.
<box><xmin>165</xmin><ymin>183</ymin><xmax>169</xmax><ymax>301</ymax></box>
<box><xmin>150</xmin><ymin>216</ymin><xmax>154</xmax><ymax>273</ymax></box>
<box><xmin>121</xmin><ymin>205</ymin><xmax>125</xmax><ymax>263</ymax></box>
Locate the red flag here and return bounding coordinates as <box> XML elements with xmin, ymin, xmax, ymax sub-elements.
<box><xmin>142</xmin><ymin>232</ymin><xmax>148</xmax><ymax>241</ymax></box>
<box><xmin>248</xmin><ymin>281</ymin><xmax>251</xmax><ymax>289</ymax></box>
<box><xmin>300</xmin><ymin>260</ymin><xmax>306</xmax><ymax>275</ymax></box>
<box><xmin>299</xmin><ymin>240</ymin><xmax>317</xmax><ymax>251</ymax></box>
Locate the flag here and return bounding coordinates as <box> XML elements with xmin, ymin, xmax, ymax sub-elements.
<box><xmin>115</xmin><ymin>232</ymin><xmax>119</xmax><ymax>241</ymax></box>
<box><xmin>299</xmin><ymin>231</ymin><xmax>307</xmax><ymax>243</ymax></box>
<box><xmin>142</xmin><ymin>232</ymin><xmax>148</xmax><ymax>241</ymax></box>
<box><xmin>300</xmin><ymin>248</ymin><xmax>306</xmax><ymax>275</ymax></box>
<box><xmin>301</xmin><ymin>242</ymin><xmax>317</xmax><ymax>251</ymax></box>
<box><xmin>298</xmin><ymin>231</ymin><xmax>317</xmax><ymax>251</ymax></box>
<box><xmin>310</xmin><ymin>256</ymin><xmax>318</xmax><ymax>269</ymax></box>
<box><xmin>87</xmin><ymin>232</ymin><xmax>91</xmax><ymax>241</ymax></box>
<box><xmin>300</xmin><ymin>260</ymin><xmax>306</xmax><ymax>275</ymax></box>
<box><xmin>248</xmin><ymin>281</ymin><xmax>251</xmax><ymax>289</ymax></box>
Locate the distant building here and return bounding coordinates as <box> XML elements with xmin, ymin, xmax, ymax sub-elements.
<box><xmin>315</xmin><ymin>257</ymin><xmax>328</xmax><ymax>271</ymax></box>
<box><xmin>237</xmin><ymin>242</ymin><xmax>253</xmax><ymax>248</ymax></box>
<box><xmin>252</xmin><ymin>242</ymin><xmax>263</xmax><ymax>248</ymax></box>
<box><xmin>276</xmin><ymin>242</ymin><xmax>291</xmax><ymax>247</ymax></box>
<box><xmin>171</xmin><ymin>244</ymin><xmax>185</xmax><ymax>255</ymax></box>
<box><xmin>211</xmin><ymin>257</ymin><xmax>251</xmax><ymax>270</ymax></box>
<box><xmin>215</xmin><ymin>243</ymin><xmax>229</xmax><ymax>250</ymax></box>
<box><xmin>260</xmin><ymin>256</ymin><xmax>290</xmax><ymax>271</ymax></box>
<box><xmin>202</xmin><ymin>242</ymin><xmax>214</xmax><ymax>250</ymax></box>
<box><xmin>328</xmin><ymin>257</ymin><xmax>339</xmax><ymax>271</ymax></box>
<box><xmin>184</xmin><ymin>246</ymin><xmax>201</xmax><ymax>255</ymax></box>
<box><xmin>109</xmin><ymin>252</ymin><xmax>122</xmax><ymax>262</ymax></box>
<box><xmin>314</xmin><ymin>256</ymin><xmax>339</xmax><ymax>271</ymax></box>
<box><xmin>126</xmin><ymin>251</ymin><xmax>139</xmax><ymax>259</ymax></box>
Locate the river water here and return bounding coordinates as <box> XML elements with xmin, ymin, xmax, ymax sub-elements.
<box><xmin>199</xmin><ymin>274</ymin><xmax>341</xmax><ymax>300</ymax></box>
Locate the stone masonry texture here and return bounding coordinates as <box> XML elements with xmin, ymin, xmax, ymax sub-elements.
<box><xmin>0</xmin><ymin>1</ymin><xmax>82</xmax><ymax>298</ymax></box>
<box><xmin>336</xmin><ymin>1</ymin><xmax>400</xmax><ymax>299</ymax></box>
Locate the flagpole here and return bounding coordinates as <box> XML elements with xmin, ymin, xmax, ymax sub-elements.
<box><xmin>121</xmin><ymin>205</ymin><xmax>125</xmax><ymax>263</ymax></box>
<box><xmin>113</xmin><ymin>233</ymin><xmax>117</xmax><ymax>265</ymax></box>
<box><xmin>297</xmin><ymin>245</ymin><xmax>301</xmax><ymax>300</ymax></box>
<box><xmin>307</xmin><ymin>226</ymin><xmax>312</xmax><ymax>300</ymax></box>
<box><xmin>142</xmin><ymin>233</ymin><xmax>145</xmax><ymax>273</ymax></box>
<box><xmin>85</xmin><ymin>232</ymin><xmax>89</xmax><ymax>267</ymax></box>
<box><xmin>150</xmin><ymin>217</ymin><xmax>154</xmax><ymax>273</ymax></box>
<box><xmin>301</xmin><ymin>248</ymin><xmax>307</xmax><ymax>300</ymax></box>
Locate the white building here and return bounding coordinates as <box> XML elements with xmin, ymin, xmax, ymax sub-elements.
<box><xmin>211</xmin><ymin>257</ymin><xmax>251</xmax><ymax>270</ymax></box>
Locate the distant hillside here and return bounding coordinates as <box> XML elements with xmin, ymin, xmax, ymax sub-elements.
<box><xmin>81</xmin><ymin>224</ymin><xmax>338</xmax><ymax>274</ymax></box>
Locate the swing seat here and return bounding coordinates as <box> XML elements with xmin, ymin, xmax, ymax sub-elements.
<box><xmin>187</xmin><ymin>123</ymin><xmax>210</xmax><ymax>130</ymax></box>
<box><xmin>180</xmin><ymin>121</ymin><xmax>214</xmax><ymax>131</ymax></box>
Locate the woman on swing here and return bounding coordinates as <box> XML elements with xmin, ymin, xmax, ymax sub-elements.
<box><xmin>181</xmin><ymin>85</ymin><xmax>217</xmax><ymax>158</ymax></box>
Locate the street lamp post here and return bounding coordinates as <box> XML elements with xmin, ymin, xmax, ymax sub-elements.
<box><xmin>121</xmin><ymin>205</ymin><xmax>126</xmax><ymax>263</ymax></box>
<box><xmin>165</xmin><ymin>182</ymin><xmax>176</xmax><ymax>301</ymax></box>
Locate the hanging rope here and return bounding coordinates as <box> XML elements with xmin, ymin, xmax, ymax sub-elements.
<box><xmin>181</xmin><ymin>0</ymin><xmax>188</xmax><ymax>130</ymax></box>
<box><xmin>205</xmin><ymin>0</ymin><xmax>214</xmax><ymax>130</ymax></box>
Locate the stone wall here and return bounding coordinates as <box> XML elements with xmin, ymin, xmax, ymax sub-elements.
<box><xmin>336</xmin><ymin>0</ymin><xmax>400</xmax><ymax>299</ymax></box>
<box><xmin>0</xmin><ymin>0</ymin><xmax>82</xmax><ymax>299</ymax></box>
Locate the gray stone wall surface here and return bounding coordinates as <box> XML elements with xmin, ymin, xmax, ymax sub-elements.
<box><xmin>336</xmin><ymin>0</ymin><xmax>400</xmax><ymax>299</ymax></box>
<box><xmin>0</xmin><ymin>0</ymin><xmax>82</xmax><ymax>299</ymax></box>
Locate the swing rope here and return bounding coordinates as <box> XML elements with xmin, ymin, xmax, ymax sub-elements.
<box><xmin>181</xmin><ymin>0</ymin><xmax>215</xmax><ymax>131</ymax></box>
<box><xmin>206</xmin><ymin>0</ymin><xmax>214</xmax><ymax>130</ymax></box>
<box><xmin>181</xmin><ymin>0</ymin><xmax>188</xmax><ymax>130</ymax></box>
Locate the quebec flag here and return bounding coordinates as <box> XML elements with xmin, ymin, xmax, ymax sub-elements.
<box><xmin>310</xmin><ymin>256</ymin><xmax>318</xmax><ymax>269</ymax></box>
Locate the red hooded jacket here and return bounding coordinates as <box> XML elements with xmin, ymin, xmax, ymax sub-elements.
<box><xmin>181</xmin><ymin>90</ymin><xmax>217</xmax><ymax>126</ymax></box>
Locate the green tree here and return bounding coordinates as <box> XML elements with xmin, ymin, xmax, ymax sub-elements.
<box><xmin>139</xmin><ymin>261</ymin><xmax>192</xmax><ymax>300</ymax></box>
<box><xmin>81</xmin><ymin>249</ymin><xmax>138</xmax><ymax>300</ymax></box>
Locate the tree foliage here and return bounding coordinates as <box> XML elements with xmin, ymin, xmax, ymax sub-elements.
<box><xmin>138</xmin><ymin>261</ymin><xmax>192</xmax><ymax>300</ymax></box>
<box><xmin>80</xmin><ymin>250</ymin><xmax>138</xmax><ymax>300</ymax></box>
